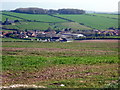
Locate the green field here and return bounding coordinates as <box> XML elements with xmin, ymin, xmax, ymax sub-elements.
<box><xmin>54</xmin><ymin>22</ymin><xmax>92</xmax><ymax>30</ymax></box>
<box><xmin>2</xmin><ymin>12</ymin><xmax>66</xmax><ymax>23</ymax></box>
<box><xmin>55</xmin><ymin>14</ymin><xmax>118</xmax><ymax>29</ymax></box>
<box><xmin>89</xmin><ymin>14</ymin><xmax>118</xmax><ymax>19</ymax></box>
<box><xmin>3</xmin><ymin>22</ymin><xmax>52</xmax><ymax>30</ymax></box>
<box><xmin>2</xmin><ymin>21</ymin><xmax>92</xmax><ymax>31</ymax></box>
<box><xmin>2</xmin><ymin>40</ymin><xmax>119</xmax><ymax>88</ymax></box>
<box><xmin>2</xmin><ymin>14</ymin><xmax>22</xmax><ymax>22</ymax></box>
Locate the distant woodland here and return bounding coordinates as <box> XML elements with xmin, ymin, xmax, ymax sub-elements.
<box><xmin>12</xmin><ymin>8</ymin><xmax>85</xmax><ymax>14</ymax></box>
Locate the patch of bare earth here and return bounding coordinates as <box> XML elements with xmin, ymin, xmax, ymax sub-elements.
<box><xmin>75</xmin><ymin>40</ymin><xmax>118</xmax><ymax>43</ymax></box>
<box><xmin>2</xmin><ymin>64</ymin><xmax>118</xmax><ymax>85</ymax></box>
<box><xmin>2</xmin><ymin>47</ymin><xmax>115</xmax><ymax>53</ymax></box>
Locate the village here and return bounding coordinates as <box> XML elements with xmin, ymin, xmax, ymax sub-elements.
<box><xmin>1</xmin><ymin>2</ymin><xmax>119</xmax><ymax>89</ymax></box>
<box><xmin>1</xmin><ymin>18</ymin><xmax>119</xmax><ymax>42</ymax></box>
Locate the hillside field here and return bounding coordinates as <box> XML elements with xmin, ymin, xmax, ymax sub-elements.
<box><xmin>2</xmin><ymin>40</ymin><xmax>118</xmax><ymax>88</ymax></box>
<box><xmin>2</xmin><ymin>12</ymin><xmax>66</xmax><ymax>23</ymax></box>
<box><xmin>1</xmin><ymin>11</ymin><xmax>118</xmax><ymax>30</ymax></box>
<box><xmin>55</xmin><ymin>14</ymin><xmax>118</xmax><ymax>29</ymax></box>
<box><xmin>3</xmin><ymin>22</ymin><xmax>51</xmax><ymax>30</ymax></box>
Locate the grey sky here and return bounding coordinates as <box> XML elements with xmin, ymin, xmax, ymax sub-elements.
<box><xmin>1</xmin><ymin>0</ymin><xmax>119</xmax><ymax>12</ymax></box>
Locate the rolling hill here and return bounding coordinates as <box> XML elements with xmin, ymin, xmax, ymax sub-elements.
<box><xmin>1</xmin><ymin>11</ymin><xmax>118</xmax><ymax>31</ymax></box>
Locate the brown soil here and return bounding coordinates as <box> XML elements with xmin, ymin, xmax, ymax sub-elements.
<box><xmin>2</xmin><ymin>64</ymin><xmax>118</xmax><ymax>85</ymax></box>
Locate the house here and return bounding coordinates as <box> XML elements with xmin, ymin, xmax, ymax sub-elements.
<box><xmin>2</xmin><ymin>18</ymin><xmax>14</xmax><ymax>25</ymax></box>
<box><xmin>18</xmin><ymin>34</ymin><xmax>28</xmax><ymax>39</ymax></box>
<box><xmin>2</xmin><ymin>18</ymin><xmax>20</xmax><ymax>25</ymax></box>
<box><xmin>0</xmin><ymin>21</ymin><xmax>2</xmax><ymax>25</ymax></box>
<box><xmin>44</xmin><ymin>30</ymin><xmax>57</xmax><ymax>37</ymax></box>
<box><xmin>36</xmin><ymin>39</ymin><xmax>48</xmax><ymax>42</ymax></box>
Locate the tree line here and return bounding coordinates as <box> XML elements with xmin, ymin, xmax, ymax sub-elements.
<box><xmin>12</xmin><ymin>8</ymin><xmax>85</xmax><ymax>14</ymax></box>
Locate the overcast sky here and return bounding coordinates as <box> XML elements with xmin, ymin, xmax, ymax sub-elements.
<box><xmin>1</xmin><ymin>0</ymin><xmax>119</xmax><ymax>12</ymax></box>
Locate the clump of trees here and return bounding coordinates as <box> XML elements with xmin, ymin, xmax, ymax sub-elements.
<box><xmin>13</xmin><ymin>8</ymin><xmax>48</xmax><ymax>14</ymax></box>
<box><xmin>12</xmin><ymin>8</ymin><xmax>85</xmax><ymax>14</ymax></box>
<box><xmin>58</xmin><ymin>9</ymin><xmax>85</xmax><ymax>14</ymax></box>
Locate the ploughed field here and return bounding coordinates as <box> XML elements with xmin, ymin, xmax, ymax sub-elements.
<box><xmin>2</xmin><ymin>40</ymin><xmax>119</xmax><ymax>88</ymax></box>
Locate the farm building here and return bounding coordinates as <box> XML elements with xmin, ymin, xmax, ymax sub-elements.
<box><xmin>72</xmin><ymin>34</ymin><xmax>86</xmax><ymax>37</ymax></box>
<box><xmin>50</xmin><ymin>37</ymin><xmax>73</xmax><ymax>42</ymax></box>
<box><xmin>60</xmin><ymin>33</ymin><xmax>86</xmax><ymax>38</ymax></box>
